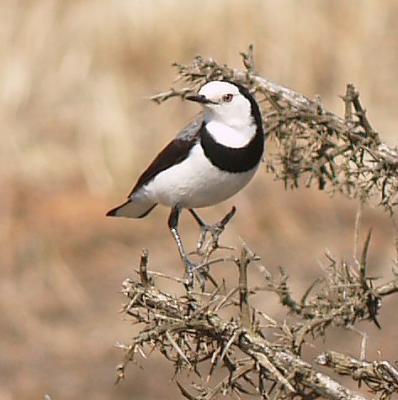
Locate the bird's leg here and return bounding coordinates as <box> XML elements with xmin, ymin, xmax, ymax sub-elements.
<box><xmin>189</xmin><ymin>206</ymin><xmax>236</xmax><ymax>253</ymax></box>
<box><xmin>168</xmin><ymin>206</ymin><xmax>196</xmax><ymax>288</ymax></box>
<box><xmin>189</xmin><ymin>209</ymin><xmax>210</xmax><ymax>252</ymax></box>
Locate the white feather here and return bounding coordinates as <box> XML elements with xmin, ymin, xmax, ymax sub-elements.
<box><xmin>205</xmin><ymin>120</ymin><xmax>256</xmax><ymax>148</ymax></box>
<box><xmin>139</xmin><ymin>143</ymin><xmax>258</xmax><ymax>208</ymax></box>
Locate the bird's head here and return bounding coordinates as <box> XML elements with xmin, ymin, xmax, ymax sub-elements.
<box><xmin>186</xmin><ymin>81</ymin><xmax>257</xmax><ymax>127</ymax></box>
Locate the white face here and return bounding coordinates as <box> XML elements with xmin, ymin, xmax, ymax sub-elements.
<box><xmin>198</xmin><ymin>81</ymin><xmax>253</xmax><ymax>127</ymax></box>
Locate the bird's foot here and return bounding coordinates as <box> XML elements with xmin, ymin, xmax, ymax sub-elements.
<box><xmin>183</xmin><ymin>258</ymin><xmax>208</xmax><ymax>291</ymax></box>
<box><xmin>196</xmin><ymin>224</ymin><xmax>222</xmax><ymax>254</ymax></box>
<box><xmin>196</xmin><ymin>206</ymin><xmax>236</xmax><ymax>254</ymax></box>
<box><xmin>183</xmin><ymin>257</ymin><xmax>196</xmax><ymax>290</ymax></box>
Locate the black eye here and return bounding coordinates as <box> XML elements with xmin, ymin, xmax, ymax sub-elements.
<box><xmin>222</xmin><ymin>93</ymin><xmax>233</xmax><ymax>103</ymax></box>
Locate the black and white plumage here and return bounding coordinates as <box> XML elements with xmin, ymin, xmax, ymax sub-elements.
<box><xmin>107</xmin><ymin>80</ymin><xmax>265</xmax><ymax>286</ymax></box>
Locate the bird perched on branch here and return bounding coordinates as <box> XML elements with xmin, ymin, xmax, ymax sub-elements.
<box><xmin>107</xmin><ymin>80</ymin><xmax>265</xmax><ymax>287</ymax></box>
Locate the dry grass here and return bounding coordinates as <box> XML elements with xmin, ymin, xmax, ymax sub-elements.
<box><xmin>1</xmin><ymin>1</ymin><xmax>398</xmax><ymax>399</ymax></box>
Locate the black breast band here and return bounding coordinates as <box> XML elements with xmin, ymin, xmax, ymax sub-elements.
<box><xmin>200</xmin><ymin>123</ymin><xmax>264</xmax><ymax>173</ymax></box>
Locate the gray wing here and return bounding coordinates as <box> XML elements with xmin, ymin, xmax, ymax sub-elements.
<box><xmin>176</xmin><ymin>113</ymin><xmax>204</xmax><ymax>141</ymax></box>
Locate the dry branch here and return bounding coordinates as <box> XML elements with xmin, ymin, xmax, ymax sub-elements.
<box><xmin>117</xmin><ymin>241</ymin><xmax>398</xmax><ymax>399</ymax></box>
<box><xmin>317</xmin><ymin>351</ymin><xmax>398</xmax><ymax>399</ymax></box>
<box><xmin>151</xmin><ymin>47</ymin><xmax>398</xmax><ymax>212</ymax></box>
<box><xmin>118</xmin><ymin>258</ymin><xmax>370</xmax><ymax>400</ymax></box>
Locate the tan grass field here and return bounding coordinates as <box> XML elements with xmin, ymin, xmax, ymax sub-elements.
<box><xmin>1</xmin><ymin>1</ymin><xmax>398</xmax><ymax>398</ymax></box>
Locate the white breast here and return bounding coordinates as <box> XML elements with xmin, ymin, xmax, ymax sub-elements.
<box><xmin>141</xmin><ymin>143</ymin><xmax>258</xmax><ymax>208</ymax></box>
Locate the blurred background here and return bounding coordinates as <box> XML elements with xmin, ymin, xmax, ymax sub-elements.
<box><xmin>1</xmin><ymin>1</ymin><xmax>398</xmax><ymax>399</ymax></box>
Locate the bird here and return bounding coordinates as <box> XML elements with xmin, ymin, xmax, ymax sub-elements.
<box><xmin>106</xmin><ymin>80</ymin><xmax>265</xmax><ymax>287</ymax></box>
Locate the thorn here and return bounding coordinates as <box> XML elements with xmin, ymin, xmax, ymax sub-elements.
<box><xmin>176</xmin><ymin>381</ymin><xmax>196</xmax><ymax>400</ymax></box>
<box><xmin>360</xmin><ymin>229</ymin><xmax>372</xmax><ymax>286</ymax></box>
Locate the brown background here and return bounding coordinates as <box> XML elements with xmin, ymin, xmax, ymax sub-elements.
<box><xmin>1</xmin><ymin>1</ymin><xmax>398</xmax><ymax>399</ymax></box>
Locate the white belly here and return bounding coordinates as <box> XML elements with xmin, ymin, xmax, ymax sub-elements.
<box><xmin>141</xmin><ymin>144</ymin><xmax>258</xmax><ymax>208</ymax></box>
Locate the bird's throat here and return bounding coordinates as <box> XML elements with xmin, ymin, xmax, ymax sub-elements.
<box><xmin>204</xmin><ymin>120</ymin><xmax>256</xmax><ymax>149</ymax></box>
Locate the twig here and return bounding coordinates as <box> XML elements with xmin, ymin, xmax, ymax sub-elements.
<box><xmin>237</xmin><ymin>246</ymin><xmax>252</xmax><ymax>330</ymax></box>
<box><xmin>353</xmin><ymin>200</ymin><xmax>363</xmax><ymax>263</ymax></box>
<box><xmin>118</xmin><ymin>268</ymin><xmax>377</xmax><ymax>399</ymax></box>
<box><xmin>139</xmin><ymin>248</ymin><xmax>151</xmax><ymax>287</ymax></box>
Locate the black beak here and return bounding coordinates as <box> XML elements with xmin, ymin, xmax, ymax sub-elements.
<box><xmin>186</xmin><ymin>94</ymin><xmax>217</xmax><ymax>105</ymax></box>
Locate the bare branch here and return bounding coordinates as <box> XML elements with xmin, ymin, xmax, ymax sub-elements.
<box><xmin>237</xmin><ymin>246</ymin><xmax>252</xmax><ymax>330</ymax></box>
<box><xmin>151</xmin><ymin>47</ymin><xmax>398</xmax><ymax>212</ymax></box>
<box><xmin>119</xmin><ymin>272</ymin><xmax>369</xmax><ymax>400</ymax></box>
<box><xmin>317</xmin><ymin>351</ymin><xmax>398</xmax><ymax>399</ymax></box>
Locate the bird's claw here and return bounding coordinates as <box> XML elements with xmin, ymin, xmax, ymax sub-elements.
<box><xmin>196</xmin><ymin>206</ymin><xmax>236</xmax><ymax>254</ymax></box>
<box><xmin>183</xmin><ymin>258</ymin><xmax>196</xmax><ymax>289</ymax></box>
<box><xmin>183</xmin><ymin>258</ymin><xmax>208</xmax><ymax>291</ymax></box>
<box><xmin>196</xmin><ymin>224</ymin><xmax>222</xmax><ymax>253</ymax></box>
